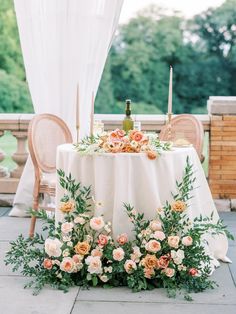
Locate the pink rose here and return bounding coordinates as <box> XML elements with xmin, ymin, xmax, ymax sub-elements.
<box><xmin>43</xmin><ymin>258</ymin><xmax>53</xmax><ymax>270</ymax></box>
<box><xmin>72</xmin><ymin>254</ymin><xmax>83</xmax><ymax>264</ymax></box>
<box><xmin>145</xmin><ymin>240</ymin><xmax>161</xmax><ymax>253</ymax></box>
<box><xmin>90</xmin><ymin>216</ymin><xmax>105</xmax><ymax>231</ymax></box>
<box><xmin>124</xmin><ymin>260</ymin><xmax>137</xmax><ymax>274</ymax></box>
<box><xmin>168</xmin><ymin>236</ymin><xmax>180</xmax><ymax>249</ymax></box>
<box><xmin>117</xmin><ymin>233</ymin><xmax>128</xmax><ymax>245</ymax></box>
<box><xmin>164</xmin><ymin>267</ymin><xmax>175</xmax><ymax>278</ymax></box>
<box><xmin>149</xmin><ymin>220</ymin><xmax>162</xmax><ymax>231</ymax></box>
<box><xmin>182</xmin><ymin>236</ymin><xmax>193</xmax><ymax>246</ymax></box>
<box><xmin>189</xmin><ymin>268</ymin><xmax>198</xmax><ymax>276</ymax></box>
<box><xmin>156</xmin><ymin>255</ymin><xmax>170</xmax><ymax>269</ymax></box>
<box><xmin>113</xmin><ymin>248</ymin><xmax>125</xmax><ymax>261</ymax></box>
<box><xmin>60</xmin><ymin>257</ymin><xmax>75</xmax><ymax>273</ymax></box>
<box><xmin>153</xmin><ymin>231</ymin><xmax>166</xmax><ymax>241</ymax></box>
<box><xmin>98</xmin><ymin>234</ymin><xmax>109</xmax><ymax>247</ymax></box>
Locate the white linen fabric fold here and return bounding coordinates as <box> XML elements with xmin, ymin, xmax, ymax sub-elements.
<box><xmin>56</xmin><ymin>144</ymin><xmax>230</xmax><ymax>264</ymax></box>
<box><xmin>10</xmin><ymin>0</ymin><xmax>124</xmax><ymax>216</ymax></box>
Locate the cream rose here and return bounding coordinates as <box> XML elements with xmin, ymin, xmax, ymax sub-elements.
<box><xmin>60</xmin><ymin>257</ymin><xmax>75</xmax><ymax>273</ymax></box>
<box><xmin>90</xmin><ymin>216</ymin><xmax>105</xmax><ymax>231</ymax></box>
<box><xmin>182</xmin><ymin>236</ymin><xmax>193</xmax><ymax>246</ymax></box>
<box><xmin>171</xmin><ymin>249</ymin><xmax>185</xmax><ymax>265</ymax></box>
<box><xmin>99</xmin><ymin>274</ymin><xmax>109</xmax><ymax>282</ymax></box>
<box><xmin>124</xmin><ymin>260</ymin><xmax>137</xmax><ymax>274</ymax></box>
<box><xmin>85</xmin><ymin>256</ymin><xmax>102</xmax><ymax>274</ymax></box>
<box><xmin>131</xmin><ymin>246</ymin><xmax>142</xmax><ymax>263</ymax></box>
<box><xmin>145</xmin><ymin>240</ymin><xmax>161</xmax><ymax>253</ymax></box>
<box><xmin>164</xmin><ymin>267</ymin><xmax>175</xmax><ymax>278</ymax></box>
<box><xmin>45</xmin><ymin>238</ymin><xmax>63</xmax><ymax>258</ymax></box>
<box><xmin>61</xmin><ymin>222</ymin><xmax>74</xmax><ymax>234</ymax></box>
<box><xmin>153</xmin><ymin>231</ymin><xmax>166</xmax><ymax>241</ymax></box>
<box><xmin>149</xmin><ymin>220</ymin><xmax>162</xmax><ymax>231</ymax></box>
<box><xmin>168</xmin><ymin>236</ymin><xmax>180</xmax><ymax>249</ymax></box>
<box><xmin>91</xmin><ymin>248</ymin><xmax>103</xmax><ymax>258</ymax></box>
<box><xmin>112</xmin><ymin>248</ymin><xmax>125</xmax><ymax>261</ymax></box>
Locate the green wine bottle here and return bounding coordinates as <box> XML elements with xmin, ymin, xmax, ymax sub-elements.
<box><xmin>122</xmin><ymin>99</ymin><xmax>134</xmax><ymax>132</ymax></box>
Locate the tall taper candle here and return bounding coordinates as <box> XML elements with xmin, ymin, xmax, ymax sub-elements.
<box><xmin>90</xmin><ymin>91</ymin><xmax>94</xmax><ymax>136</ymax></box>
<box><xmin>168</xmin><ymin>66</ymin><xmax>173</xmax><ymax>114</ymax></box>
<box><xmin>76</xmin><ymin>84</ymin><xmax>80</xmax><ymax>143</ymax></box>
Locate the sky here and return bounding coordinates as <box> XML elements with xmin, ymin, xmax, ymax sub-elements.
<box><xmin>119</xmin><ymin>0</ymin><xmax>225</xmax><ymax>23</ymax></box>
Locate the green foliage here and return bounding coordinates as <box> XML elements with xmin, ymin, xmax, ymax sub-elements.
<box><xmin>0</xmin><ymin>70</ymin><xmax>33</xmax><ymax>113</ymax></box>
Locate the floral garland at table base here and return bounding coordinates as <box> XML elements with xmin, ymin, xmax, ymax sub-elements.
<box><xmin>5</xmin><ymin>158</ymin><xmax>233</xmax><ymax>300</ymax></box>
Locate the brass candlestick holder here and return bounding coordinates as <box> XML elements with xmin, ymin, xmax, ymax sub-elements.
<box><xmin>166</xmin><ymin>112</ymin><xmax>173</xmax><ymax>141</ymax></box>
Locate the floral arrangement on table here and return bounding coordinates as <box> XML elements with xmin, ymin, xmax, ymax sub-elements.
<box><xmin>5</xmin><ymin>158</ymin><xmax>233</xmax><ymax>300</ymax></box>
<box><xmin>74</xmin><ymin>129</ymin><xmax>172</xmax><ymax>159</ymax></box>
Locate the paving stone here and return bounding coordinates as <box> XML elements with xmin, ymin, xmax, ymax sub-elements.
<box><xmin>77</xmin><ymin>264</ymin><xmax>236</xmax><ymax>305</ymax></box>
<box><xmin>0</xmin><ymin>276</ymin><xmax>79</xmax><ymax>314</ymax></box>
<box><xmin>73</xmin><ymin>301</ymin><xmax>236</xmax><ymax>314</ymax></box>
<box><xmin>0</xmin><ymin>242</ymin><xmax>22</xmax><ymax>276</ymax></box>
<box><xmin>0</xmin><ymin>207</ymin><xmax>11</xmax><ymax>217</ymax></box>
<box><xmin>214</xmin><ymin>199</ymin><xmax>231</xmax><ymax>212</ymax></box>
<box><xmin>228</xmin><ymin>247</ymin><xmax>236</xmax><ymax>286</ymax></box>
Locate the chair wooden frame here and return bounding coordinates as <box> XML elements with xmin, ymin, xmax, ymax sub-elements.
<box><xmin>28</xmin><ymin>113</ymin><xmax>72</xmax><ymax>237</ymax></box>
<box><xmin>159</xmin><ymin>114</ymin><xmax>204</xmax><ymax>161</ymax></box>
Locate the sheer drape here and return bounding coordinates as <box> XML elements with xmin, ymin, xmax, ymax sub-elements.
<box><xmin>10</xmin><ymin>0</ymin><xmax>123</xmax><ymax>216</ymax></box>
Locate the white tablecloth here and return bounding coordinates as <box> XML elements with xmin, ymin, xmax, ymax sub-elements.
<box><xmin>56</xmin><ymin>144</ymin><xmax>230</xmax><ymax>263</ymax></box>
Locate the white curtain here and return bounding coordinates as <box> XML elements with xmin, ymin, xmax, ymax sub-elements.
<box><xmin>9</xmin><ymin>0</ymin><xmax>124</xmax><ymax>216</ymax></box>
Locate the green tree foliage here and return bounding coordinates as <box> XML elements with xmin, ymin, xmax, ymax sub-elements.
<box><xmin>0</xmin><ymin>0</ymin><xmax>235</xmax><ymax>114</ymax></box>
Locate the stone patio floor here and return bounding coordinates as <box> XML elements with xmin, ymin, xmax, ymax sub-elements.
<box><xmin>0</xmin><ymin>208</ymin><xmax>235</xmax><ymax>314</ymax></box>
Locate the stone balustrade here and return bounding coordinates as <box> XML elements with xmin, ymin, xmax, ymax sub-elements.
<box><xmin>0</xmin><ymin>113</ymin><xmax>210</xmax><ymax>195</ymax></box>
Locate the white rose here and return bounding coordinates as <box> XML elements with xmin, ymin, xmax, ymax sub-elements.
<box><xmin>74</xmin><ymin>216</ymin><xmax>86</xmax><ymax>225</ymax></box>
<box><xmin>153</xmin><ymin>231</ymin><xmax>166</xmax><ymax>241</ymax></box>
<box><xmin>171</xmin><ymin>249</ymin><xmax>185</xmax><ymax>265</ymax></box>
<box><xmin>45</xmin><ymin>238</ymin><xmax>63</xmax><ymax>257</ymax></box>
<box><xmin>61</xmin><ymin>222</ymin><xmax>74</xmax><ymax>234</ymax></box>
<box><xmin>99</xmin><ymin>274</ymin><xmax>109</xmax><ymax>282</ymax></box>
<box><xmin>149</xmin><ymin>220</ymin><xmax>162</xmax><ymax>231</ymax></box>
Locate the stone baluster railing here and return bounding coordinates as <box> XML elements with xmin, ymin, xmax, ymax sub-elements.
<box><xmin>0</xmin><ymin>113</ymin><xmax>210</xmax><ymax>195</ymax></box>
<box><xmin>0</xmin><ymin>114</ymin><xmax>33</xmax><ymax>193</ymax></box>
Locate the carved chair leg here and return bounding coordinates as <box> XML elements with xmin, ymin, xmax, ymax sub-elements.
<box><xmin>29</xmin><ymin>184</ymin><xmax>40</xmax><ymax>238</ymax></box>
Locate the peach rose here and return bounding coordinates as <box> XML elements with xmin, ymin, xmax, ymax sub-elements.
<box><xmin>85</xmin><ymin>256</ymin><xmax>102</xmax><ymax>274</ymax></box>
<box><xmin>45</xmin><ymin>238</ymin><xmax>63</xmax><ymax>258</ymax></box>
<box><xmin>74</xmin><ymin>241</ymin><xmax>90</xmax><ymax>255</ymax></box>
<box><xmin>60</xmin><ymin>257</ymin><xmax>75</xmax><ymax>273</ymax></box>
<box><xmin>168</xmin><ymin>236</ymin><xmax>180</xmax><ymax>249</ymax></box>
<box><xmin>141</xmin><ymin>254</ymin><xmax>158</xmax><ymax>269</ymax></box>
<box><xmin>133</xmin><ymin>131</ymin><xmax>144</xmax><ymax>142</ymax></box>
<box><xmin>98</xmin><ymin>234</ymin><xmax>109</xmax><ymax>247</ymax></box>
<box><xmin>163</xmin><ymin>267</ymin><xmax>175</xmax><ymax>278</ymax></box>
<box><xmin>189</xmin><ymin>268</ymin><xmax>198</xmax><ymax>276</ymax></box>
<box><xmin>90</xmin><ymin>216</ymin><xmax>105</xmax><ymax>231</ymax></box>
<box><xmin>43</xmin><ymin>258</ymin><xmax>53</xmax><ymax>270</ymax></box>
<box><xmin>145</xmin><ymin>240</ymin><xmax>161</xmax><ymax>253</ymax></box>
<box><xmin>171</xmin><ymin>200</ymin><xmax>186</xmax><ymax>212</ymax></box>
<box><xmin>117</xmin><ymin>233</ymin><xmax>128</xmax><ymax>245</ymax></box>
<box><xmin>182</xmin><ymin>236</ymin><xmax>193</xmax><ymax>246</ymax></box>
<box><xmin>157</xmin><ymin>255</ymin><xmax>170</xmax><ymax>269</ymax></box>
<box><xmin>124</xmin><ymin>260</ymin><xmax>137</xmax><ymax>274</ymax></box>
<box><xmin>153</xmin><ymin>231</ymin><xmax>166</xmax><ymax>241</ymax></box>
<box><xmin>112</xmin><ymin>248</ymin><xmax>125</xmax><ymax>261</ymax></box>
<box><xmin>61</xmin><ymin>222</ymin><xmax>74</xmax><ymax>234</ymax></box>
<box><xmin>144</xmin><ymin>267</ymin><xmax>155</xmax><ymax>279</ymax></box>
<box><xmin>91</xmin><ymin>248</ymin><xmax>103</xmax><ymax>258</ymax></box>
<box><xmin>149</xmin><ymin>220</ymin><xmax>162</xmax><ymax>231</ymax></box>
<box><xmin>60</xmin><ymin>200</ymin><xmax>75</xmax><ymax>213</ymax></box>
<box><xmin>147</xmin><ymin>150</ymin><xmax>157</xmax><ymax>160</ymax></box>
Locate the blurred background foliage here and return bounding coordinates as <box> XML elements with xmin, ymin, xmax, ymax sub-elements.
<box><xmin>0</xmin><ymin>0</ymin><xmax>236</xmax><ymax>114</ymax></box>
